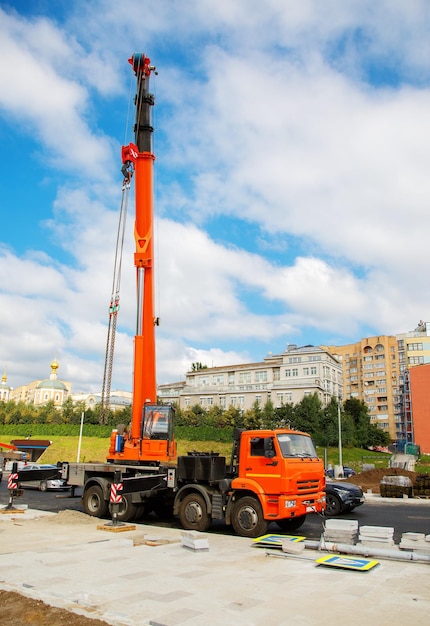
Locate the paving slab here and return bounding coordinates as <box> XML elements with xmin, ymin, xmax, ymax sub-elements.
<box><xmin>0</xmin><ymin>509</ymin><xmax>429</xmax><ymax>625</ymax></box>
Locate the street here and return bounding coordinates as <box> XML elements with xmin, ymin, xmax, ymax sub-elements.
<box><xmin>1</xmin><ymin>478</ymin><xmax>428</xmax><ymax>542</ymax></box>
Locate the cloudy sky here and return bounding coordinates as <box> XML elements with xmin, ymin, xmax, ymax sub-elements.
<box><xmin>1</xmin><ymin>0</ymin><xmax>429</xmax><ymax>393</ymax></box>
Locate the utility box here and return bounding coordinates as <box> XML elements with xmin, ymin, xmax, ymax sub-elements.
<box><xmin>177</xmin><ymin>453</ymin><xmax>226</xmax><ymax>482</ymax></box>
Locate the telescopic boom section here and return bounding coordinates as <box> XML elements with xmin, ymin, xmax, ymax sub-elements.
<box><xmin>129</xmin><ymin>53</ymin><xmax>157</xmax><ymax>438</ymax></box>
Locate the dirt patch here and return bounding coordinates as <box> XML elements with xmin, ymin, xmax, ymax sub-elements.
<box><xmin>0</xmin><ymin>590</ymin><xmax>110</xmax><ymax>626</ymax></box>
<box><xmin>345</xmin><ymin>467</ymin><xmax>417</xmax><ymax>494</ymax></box>
<box><xmin>43</xmin><ymin>510</ymin><xmax>98</xmax><ymax>525</ymax></box>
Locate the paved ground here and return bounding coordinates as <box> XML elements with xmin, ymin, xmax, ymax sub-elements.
<box><xmin>0</xmin><ymin>500</ymin><xmax>429</xmax><ymax>626</ymax></box>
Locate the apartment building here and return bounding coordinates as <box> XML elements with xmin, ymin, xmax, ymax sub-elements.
<box><xmin>324</xmin><ymin>336</ymin><xmax>399</xmax><ymax>440</ymax></box>
<box><xmin>157</xmin><ymin>345</ymin><xmax>343</xmax><ymax>411</ymax></box>
<box><xmin>405</xmin><ymin>363</ymin><xmax>430</xmax><ymax>454</ymax></box>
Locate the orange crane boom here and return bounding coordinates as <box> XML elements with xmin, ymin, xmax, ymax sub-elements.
<box><xmin>108</xmin><ymin>54</ymin><xmax>176</xmax><ymax>465</ymax></box>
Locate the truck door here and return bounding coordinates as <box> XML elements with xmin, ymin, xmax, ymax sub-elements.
<box><xmin>243</xmin><ymin>436</ymin><xmax>281</xmax><ymax>495</ymax></box>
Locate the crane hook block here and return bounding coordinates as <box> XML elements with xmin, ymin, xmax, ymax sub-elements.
<box><xmin>122</xmin><ymin>143</ymin><xmax>138</xmax><ymax>164</ymax></box>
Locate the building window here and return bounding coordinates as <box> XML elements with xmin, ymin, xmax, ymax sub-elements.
<box><xmin>220</xmin><ymin>396</ymin><xmax>226</xmax><ymax>408</ymax></box>
<box><xmin>273</xmin><ymin>368</ymin><xmax>280</xmax><ymax>381</ymax></box>
<box><xmin>230</xmin><ymin>396</ymin><xmax>237</xmax><ymax>406</ymax></box>
<box><xmin>239</xmin><ymin>396</ymin><xmax>245</xmax><ymax>405</ymax></box>
<box><xmin>285</xmin><ymin>369</ymin><xmax>291</xmax><ymax>377</ymax></box>
<box><xmin>207</xmin><ymin>397</ymin><xmax>213</xmax><ymax>406</ymax></box>
<box><xmin>255</xmin><ymin>371</ymin><xmax>267</xmax><ymax>383</ymax></box>
<box><xmin>213</xmin><ymin>374</ymin><xmax>224</xmax><ymax>385</ymax></box>
<box><xmin>255</xmin><ymin>394</ymin><xmax>262</xmax><ymax>405</ymax></box>
<box><xmin>185</xmin><ymin>397</ymin><xmax>190</xmax><ymax>406</ymax></box>
<box><xmin>292</xmin><ymin>368</ymin><xmax>298</xmax><ymax>377</ymax></box>
<box><xmin>228</xmin><ymin>373</ymin><xmax>235</xmax><ymax>385</ymax></box>
<box><xmin>310</xmin><ymin>367</ymin><xmax>317</xmax><ymax>375</ymax></box>
<box><xmin>303</xmin><ymin>367</ymin><xmax>309</xmax><ymax>376</ymax></box>
<box><xmin>407</xmin><ymin>342</ymin><xmax>423</xmax><ymax>351</ymax></box>
<box><xmin>239</xmin><ymin>372</ymin><xmax>251</xmax><ymax>384</ymax></box>
<box><xmin>285</xmin><ymin>392</ymin><xmax>292</xmax><ymax>402</ymax></box>
<box><xmin>288</xmin><ymin>357</ymin><xmax>302</xmax><ymax>363</ymax></box>
<box><xmin>408</xmin><ymin>356</ymin><xmax>424</xmax><ymax>365</ymax></box>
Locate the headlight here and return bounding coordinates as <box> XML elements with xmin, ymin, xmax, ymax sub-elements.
<box><xmin>335</xmin><ymin>489</ymin><xmax>350</xmax><ymax>497</ymax></box>
<box><xmin>285</xmin><ymin>500</ymin><xmax>296</xmax><ymax>508</ymax></box>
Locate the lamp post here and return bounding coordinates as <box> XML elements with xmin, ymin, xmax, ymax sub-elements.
<box><xmin>77</xmin><ymin>411</ymin><xmax>84</xmax><ymax>463</ymax></box>
<box><xmin>338</xmin><ymin>398</ymin><xmax>343</xmax><ymax>470</ymax></box>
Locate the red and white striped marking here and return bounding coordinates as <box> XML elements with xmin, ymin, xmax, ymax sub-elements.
<box><xmin>8</xmin><ymin>473</ymin><xmax>18</xmax><ymax>490</ymax></box>
<box><xmin>110</xmin><ymin>482</ymin><xmax>123</xmax><ymax>504</ymax></box>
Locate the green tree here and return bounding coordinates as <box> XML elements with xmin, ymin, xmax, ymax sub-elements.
<box><xmin>344</xmin><ymin>398</ymin><xmax>371</xmax><ymax>447</ymax></box>
<box><xmin>274</xmin><ymin>403</ymin><xmax>295</xmax><ymax>428</ymax></box>
<box><xmin>289</xmin><ymin>394</ymin><xmax>323</xmax><ymax>437</ymax></box>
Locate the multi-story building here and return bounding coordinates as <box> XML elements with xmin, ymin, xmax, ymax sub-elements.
<box><xmin>325</xmin><ymin>336</ymin><xmax>399</xmax><ymax>440</ymax></box>
<box><xmin>397</xmin><ymin>320</ymin><xmax>430</xmax><ymax>444</ymax></box>
<box><xmin>158</xmin><ymin>345</ymin><xmax>343</xmax><ymax>411</ymax></box>
<box><xmin>406</xmin><ymin>363</ymin><xmax>430</xmax><ymax>454</ymax></box>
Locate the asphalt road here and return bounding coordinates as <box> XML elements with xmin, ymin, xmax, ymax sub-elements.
<box><xmin>1</xmin><ymin>478</ymin><xmax>428</xmax><ymax>542</ymax></box>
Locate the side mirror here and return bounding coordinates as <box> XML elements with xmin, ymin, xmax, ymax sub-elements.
<box><xmin>264</xmin><ymin>438</ymin><xmax>276</xmax><ymax>459</ymax></box>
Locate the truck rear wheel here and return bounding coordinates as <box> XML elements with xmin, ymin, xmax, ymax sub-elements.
<box><xmin>83</xmin><ymin>485</ymin><xmax>109</xmax><ymax>518</ymax></box>
<box><xmin>109</xmin><ymin>494</ymin><xmax>139</xmax><ymax>522</ymax></box>
<box><xmin>231</xmin><ymin>496</ymin><xmax>268</xmax><ymax>538</ymax></box>
<box><xmin>276</xmin><ymin>515</ymin><xmax>306</xmax><ymax>532</ymax></box>
<box><xmin>179</xmin><ymin>493</ymin><xmax>211</xmax><ymax>532</ymax></box>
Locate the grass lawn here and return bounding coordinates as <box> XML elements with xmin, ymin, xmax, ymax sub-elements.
<box><xmin>4</xmin><ymin>436</ymin><xmax>430</xmax><ymax>474</ymax></box>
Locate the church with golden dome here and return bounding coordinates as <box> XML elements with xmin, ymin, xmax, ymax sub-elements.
<box><xmin>9</xmin><ymin>359</ymin><xmax>71</xmax><ymax>407</ymax></box>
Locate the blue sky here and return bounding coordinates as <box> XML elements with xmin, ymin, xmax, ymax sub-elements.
<box><xmin>1</xmin><ymin>0</ymin><xmax>430</xmax><ymax>393</ymax></box>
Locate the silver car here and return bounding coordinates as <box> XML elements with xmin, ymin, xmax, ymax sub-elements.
<box><xmin>18</xmin><ymin>464</ymin><xmax>69</xmax><ymax>492</ymax></box>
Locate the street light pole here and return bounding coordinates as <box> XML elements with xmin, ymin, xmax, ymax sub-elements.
<box><xmin>338</xmin><ymin>399</ymin><xmax>343</xmax><ymax>469</ymax></box>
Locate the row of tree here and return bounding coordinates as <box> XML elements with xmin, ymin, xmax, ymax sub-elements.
<box><xmin>0</xmin><ymin>394</ymin><xmax>390</xmax><ymax>448</ymax></box>
<box><xmin>174</xmin><ymin>395</ymin><xmax>390</xmax><ymax>448</ymax></box>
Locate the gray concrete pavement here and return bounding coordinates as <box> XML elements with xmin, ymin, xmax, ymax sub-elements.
<box><xmin>0</xmin><ymin>505</ymin><xmax>429</xmax><ymax>626</ymax></box>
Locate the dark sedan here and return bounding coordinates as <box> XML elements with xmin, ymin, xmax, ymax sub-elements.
<box><xmin>325</xmin><ymin>480</ymin><xmax>364</xmax><ymax>516</ymax></box>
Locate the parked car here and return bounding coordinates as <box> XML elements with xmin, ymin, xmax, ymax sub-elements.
<box><xmin>325</xmin><ymin>480</ymin><xmax>364</xmax><ymax>516</ymax></box>
<box><xmin>325</xmin><ymin>466</ymin><xmax>356</xmax><ymax>479</ymax></box>
<box><xmin>18</xmin><ymin>463</ymin><xmax>68</xmax><ymax>492</ymax></box>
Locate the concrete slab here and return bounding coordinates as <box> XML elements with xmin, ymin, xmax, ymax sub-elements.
<box><xmin>0</xmin><ymin>509</ymin><xmax>429</xmax><ymax>625</ymax></box>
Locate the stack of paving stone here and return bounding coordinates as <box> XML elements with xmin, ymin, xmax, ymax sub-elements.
<box><xmin>359</xmin><ymin>525</ymin><xmax>395</xmax><ymax>548</ymax></box>
<box><xmin>181</xmin><ymin>531</ymin><xmax>210</xmax><ymax>551</ymax></box>
<box><xmin>323</xmin><ymin>519</ymin><xmax>359</xmax><ymax>545</ymax></box>
<box><xmin>380</xmin><ymin>475</ymin><xmax>413</xmax><ymax>498</ymax></box>
<box><xmin>413</xmin><ymin>474</ymin><xmax>430</xmax><ymax>498</ymax></box>
<box><xmin>399</xmin><ymin>532</ymin><xmax>430</xmax><ymax>554</ymax></box>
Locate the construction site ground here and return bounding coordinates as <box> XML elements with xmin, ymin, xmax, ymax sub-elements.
<box><xmin>1</xmin><ymin>492</ymin><xmax>429</xmax><ymax>626</ymax></box>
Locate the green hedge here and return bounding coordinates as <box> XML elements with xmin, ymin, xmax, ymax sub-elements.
<box><xmin>0</xmin><ymin>424</ymin><xmax>233</xmax><ymax>442</ymax></box>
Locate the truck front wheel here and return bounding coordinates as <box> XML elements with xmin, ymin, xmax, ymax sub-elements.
<box><xmin>231</xmin><ymin>496</ymin><xmax>268</xmax><ymax>538</ymax></box>
<box><xmin>83</xmin><ymin>485</ymin><xmax>109</xmax><ymax>518</ymax></box>
<box><xmin>179</xmin><ymin>493</ymin><xmax>211</xmax><ymax>532</ymax></box>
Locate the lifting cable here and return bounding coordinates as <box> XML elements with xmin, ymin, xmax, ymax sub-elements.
<box><xmin>100</xmin><ymin>66</ymin><xmax>136</xmax><ymax>425</ymax></box>
<box><xmin>100</xmin><ymin>182</ymin><xmax>130</xmax><ymax>424</ymax></box>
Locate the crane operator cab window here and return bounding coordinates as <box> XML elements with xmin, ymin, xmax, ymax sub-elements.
<box><xmin>141</xmin><ymin>404</ymin><xmax>174</xmax><ymax>441</ymax></box>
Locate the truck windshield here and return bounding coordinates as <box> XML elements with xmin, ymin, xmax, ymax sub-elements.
<box><xmin>276</xmin><ymin>433</ymin><xmax>318</xmax><ymax>458</ymax></box>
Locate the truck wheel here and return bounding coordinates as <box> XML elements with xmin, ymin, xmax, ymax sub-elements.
<box><xmin>277</xmin><ymin>515</ymin><xmax>306</xmax><ymax>532</ymax></box>
<box><xmin>179</xmin><ymin>493</ymin><xmax>211</xmax><ymax>532</ymax></box>
<box><xmin>325</xmin><ymin>493</ymin><xmax>342</xmax><ymax>516</ymax></box>
<box><xmin>83</xmin><ymin>485</ymin><xmax>109</xmax><ymax>518</ymax></box>
<box><xmin>39</xmin><ymin>481</ymin><xmax>48</xmax><ymax>492</ymax></box>
<box><xmin>231</xmin><ymin>496</ymin><xmax>268</xmax><ymax>538</ymax></box>
<box><xmin>110</xmin><ymin>494</ymin><xmax>139</xmax><ymax>522</ymax></box>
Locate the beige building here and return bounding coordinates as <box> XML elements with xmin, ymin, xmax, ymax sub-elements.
<box><xmin>325</xmin><ymin>336</ymin><xmax>399</xmax><ymax>440</ymax></box>
<box><xmin>158</xmin><ymin>345</ymin><xmax>343</xmax><ymax>411</ymax></box>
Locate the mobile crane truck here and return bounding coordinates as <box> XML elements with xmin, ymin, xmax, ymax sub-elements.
<box><xmin>59</xmin><ymin>54</ymin><xmax>326</xmax><ymax>538</ymax></box>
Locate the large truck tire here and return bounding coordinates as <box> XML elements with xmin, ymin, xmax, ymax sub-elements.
<box><xmin>178</xmin><ymin>493</ymin><xmax>211</xmax><ymax>532</ymax></box>
<box><xmin>83</xmin><ymin>485</ymin><xmax>109</xmax><ymax>518</ymax></box>
<box><xmin>231</xmin><ymin>496</ymin><xmax>268</xmax><ymax>538</ymax></box>
<box><xmin>276</xmin><ymin>514</ymin><xmax>306</xmax><ymax>532</ymax></box>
